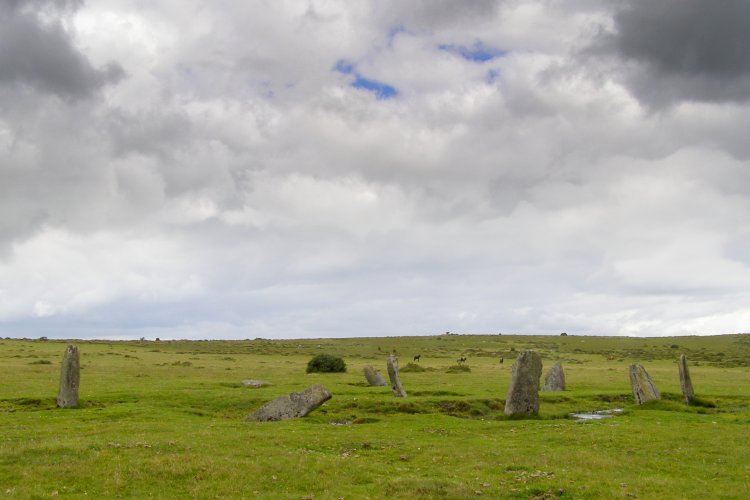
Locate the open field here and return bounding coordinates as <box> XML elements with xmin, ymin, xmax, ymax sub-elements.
<box><xmin>1</xmin><ymin>334</ymin><xmax>749</xmax><ymax>499</ymax></box>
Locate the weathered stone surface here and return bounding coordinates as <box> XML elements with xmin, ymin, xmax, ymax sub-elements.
<box><xmin>386</xmin><ymin>355</ymin><xmax>407</xmax><ymax>397</ymax></box>
<box><xmin>246</xmin><ymin>384</ymin><xmax>331</xmax><ymax>421</ymax></box>
<box><xmin>678</xmin><ymin>354</ymin><xmax>694</xmax><ymax>404</ymax></box>
<box><xmin>543</xmin><ymin>361</ymin><xmax>566</xmax><ymax>391</ymax></box>
<box><xmin>629</xmin><ymin>364</ymin><xmax>661</xmax><ymax>404</ymax></box>
<box><xmin>241</xmin><ymin>380</ymin><xmax>270</xmax><ymax>388</ymax></box>
<box><xmin>363</xmin><ymin>366</ymin><xmax>387</xmax><ymax>387</ymax></box>
<box><xmin>504</xmin><ymin>350</ymin><xmax>542</xmax><ymax>416</ymax></box>
<box><xmin>57</xmin><ymin>345</ymin><xmax>80</xmax><ymax>408</ymax></box>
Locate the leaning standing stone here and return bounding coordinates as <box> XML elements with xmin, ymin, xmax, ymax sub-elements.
<box><xmin>504</xmin><ymin>350</ymin><xmax>542</xmax><ymax>416</ymax></box>
<box><xmin>57</xmin><ymin>344</ymin><xmax>80</xmax><ymax>408</ymax></box>
<box><xmin>629</xmin><ymin>364</ymin><xmax>661</xmax><ymax>404</ymax></box>
<box><xmin>363</xmin><ymin>366</ymin><xmax>387</xmax><ymax>387</ymax></box>
<box><xmin>543</xmin><ymin>361</ymin><xmax>566</xmax><ymax>391</ymax></box>
<box><xmin>386</xmin><ymin>355</ymin><xmax>407</xmax><ymax>397</ymax></box>
<box><xmin>246</xmin><ymin>384</ymin><xmax>331</xmax><ymax>422</ymax></box>
<box><xmin>678</xmin><ymin>354</ymin><xmax>694</xmax><ymax>404</ymax></box>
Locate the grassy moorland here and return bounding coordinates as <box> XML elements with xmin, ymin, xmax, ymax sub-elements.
<box><xmin>1</xmin><ymin>334</ymin><xmax>749</xmax><ymax>499</ymax></box>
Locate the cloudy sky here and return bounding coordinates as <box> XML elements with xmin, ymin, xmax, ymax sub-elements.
<box><xmin>2</xmin><ymin>0</ymin><xmax>750</xmax><ymax>339</ymax></box>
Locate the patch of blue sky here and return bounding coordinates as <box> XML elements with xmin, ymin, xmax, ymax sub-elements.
<box><xmin>333</xmin><ymin>59</ymin><xmax>398</xmax><ymax>100</ymax></box>
<box><xmin>352</xmin><ymin>76</ymin><xmax>398</xmax><ymax>99</ymax></box>
<box><xmin>439</xmin><ymin>42</ymin><xmax>507</xmax><ymax>62</ymax></box>
<box><xmin>334</xmin><ymin>59</ymin><xmax>355</xmax><ymax>75</ymax></box>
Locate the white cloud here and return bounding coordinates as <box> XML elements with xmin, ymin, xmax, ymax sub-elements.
<box><xmin>1</xmin><ymin>0</ymin><xmax>749</xmax><ymax>338</ymax></box>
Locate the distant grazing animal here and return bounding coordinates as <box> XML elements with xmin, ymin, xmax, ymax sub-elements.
<box><xmin>457</xmin><ymin>356</ymin><xmax>467</xmax><ymax>365</ymax></box>
<box><xmin>413</xmin><ymin>355</ymin><xmax>421</xmax><ymax>362</ymax></box>
<box><xmin>499</xmin><ymin>357</ymin><xmax>504</xmax><ymax>364</ymax></box>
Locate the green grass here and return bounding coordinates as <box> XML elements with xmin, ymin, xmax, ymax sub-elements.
<box><xmin>1</xmin><ymin>334</ymin><xmax>749</xmax><ymax>498</ymax></box>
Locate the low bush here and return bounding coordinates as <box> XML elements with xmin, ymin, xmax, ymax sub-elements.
<box><xmin>306</xmin><ymin>354</ymin><xmax>347</xmax><ymax>373</ymax></box>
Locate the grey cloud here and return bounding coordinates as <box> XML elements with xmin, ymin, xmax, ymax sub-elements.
<box><xmin>0</xmin><ymin>3</ymin><xmax>124</xmax><ymax>100</ymax></box>
<box><xmin>3</xmin><ymin>1</ymin><xmax>750</xmax><ymax>339</ymax></box>
<box><xmin>106</xmin><ymin>109</ymin><xmax>193</xmax><ymax>160</ymax></box>
<box><xmin>373</xmin><ymin>0</ymin><xmax>503</xmax><ymax>30</ymax></box>
<box><xmin>588</xmin><ymin>0</ymin><xmax>750</xmax><ymax>107</ymax></box>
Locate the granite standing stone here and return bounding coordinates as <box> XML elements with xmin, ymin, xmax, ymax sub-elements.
<box><xmin>57</xmin><ymin>344</ymin><xmax>80</xmax><ymax>408</ymax></box>
<box><xmin>543</xmin><ymin>361</ymin><xmax>566</xmax><ymax>391</ymax></box>
<box><xmin>386</xmin><ymin>355</ymin><xmax>407</xmax><ymax>397</ymax></box>
<box><xmin>629</xmin><ymin>364</ymin><xmax>661</xmax><ymax>404</ymax></box>
<box><xmin>363</xmin><ymin>365</ymin><xmax>387</xmax><ymax>387</ymax></box>
<box><xmin>246</xmin><ymin>384</ymin><xmax>331</xmax><ymax>421</ymax></box>
<box><xmin>504</xmin><ymin>350</ymin><xmax>543</xmax><ymax>416</ymax></box>
<box><xmin>678</xmin><ymin>354</ymin><xmax>695</xmax><ymax>404</ymax></box>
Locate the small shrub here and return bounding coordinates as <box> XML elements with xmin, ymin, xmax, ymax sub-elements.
<box><xmin>306</xmin><ymin>354</ymin><xmax>347</xmax><ymax>373</ymax></box>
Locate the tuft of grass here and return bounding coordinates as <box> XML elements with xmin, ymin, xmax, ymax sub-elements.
<box><xmin>688</xmin><ymin>396</ymin><xmax>717</xmax><ymax>408</ymax></box>
<box><xmin>400</xmin><ymin>362</ymin><xmax>426</xmax><ymax>372</ymax></box>
<box><xmin>446</xmin><ymin>364</ymin><xmax>471</xmax><ymax>373</ymax></box>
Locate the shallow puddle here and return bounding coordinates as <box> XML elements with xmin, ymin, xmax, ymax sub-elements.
<box><xmin>570</xmin><ymin>408</ymin><xmax>623</xmax><ymax>420</ymax></box>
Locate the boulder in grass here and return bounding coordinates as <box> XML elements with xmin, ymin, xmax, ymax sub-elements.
<box><xmin>241</xmin><ymin>380</ymin><xmax>270</xmax><ymax>388</ymax></box>
<box><xmin>246</xmin><ymin>384</ymin><xmax>331</xmax><ymax>422</ymax></box>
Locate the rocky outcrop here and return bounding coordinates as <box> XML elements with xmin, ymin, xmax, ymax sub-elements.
<box><xmin>504</xmin><ymin>350</ymin><xmax>542</xmax><ymax>416</ymax></box>
<box><xmin>246</xmin><ymin>384</ymin><xmax>331</xmax><ymax>421</ymax></box>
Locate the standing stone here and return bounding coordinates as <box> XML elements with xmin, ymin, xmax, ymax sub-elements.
<box><xmin>363</xmin><ymin>366</ymin><xmax>387</xmax><ymax>387</ymax></box>
<box><xmin>543</xmin><ymin>361</ymin><xmax>566</xmax><ymax>391</ymax></box>
<box><xmin>246</xmin><ymin>384</ymin><xmax>331</xmax><ymax>421</ymax></box>
<box><xmin>629</xmin><ymin>364</ymin><xmax>661</xmax><ymax>404</ymax></box>
<box><xmin>386</xmin><ymin>355</ymin><xmax>407</xmax><ymax>397</ymax></box>
<box><xmin>504</xmin><ymin>350</ymin><xmax>543</xmax><ymax>416</ymax></box>
<box><xmin>678</xmin><ymin>354</ymin><xmax>695</xmax><ymax>404</ymax></box>
<box><xmin>57</xmin><ymin>344</ymin><xmax>80</xmax><ymax>408</ymax></box>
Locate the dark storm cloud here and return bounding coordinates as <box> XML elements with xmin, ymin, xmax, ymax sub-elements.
<box><xmin>589</xmin><ymin>0</ymin><xmax>750</xmax><ymax>107</ymax></box>
<box><xmin>0</xmin><ymin>2</ymin><xmax>124</xmax><ymax>100</ymax></box>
